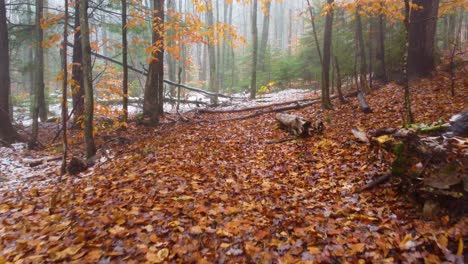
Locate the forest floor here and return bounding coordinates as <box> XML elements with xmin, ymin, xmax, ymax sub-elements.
<box><xmin>0</xmin><ymin>62</ymin><xmax>467</xmax><ymax>263</ymax></box>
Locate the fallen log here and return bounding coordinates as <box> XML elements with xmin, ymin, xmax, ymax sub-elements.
<box><xmin>199</xmin><ymin>98</ymin><xmax>318</xmax><ymax>114</ymax></box>
<box><xmin>98</xmin><ymin>97</ymin><xmax>209</xmax><ymax>107</ymax></box>
<box><xmin>276</xmin><ymin>113</ymin><xmax>312</xmax><ymax>137</ymax></box>
<box><xmin>218</xmin><ymin>96</ymin><xmax>338</xmax><ymax>122</ymax></box>
<box><xmin>23</xmin><ymin>156</ymin><xmax>62</xmax><ymax>167</ymax></box>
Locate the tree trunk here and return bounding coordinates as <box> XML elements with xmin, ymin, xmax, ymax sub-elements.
<box><xmin>36</xmin><ymin>0</ymin><xmax>46</xmax><ymax>121</ymax></box>
<box><xmin>321</xmin><ymin>0</ymin><xmax>334</xmax><ymax>110</ymax></box>
<box><xmin>0</xmin><ymin>0</ymin><xmax>18</xmax><ymax>143</ymax></box>
<box><xmin>374</xmin><ymin>1</ymin><xmax>387</xmax><ymax>82</ymax></box>
<box><xmin>250</xmin><ymin>0</ymin><xmax>258</xmax><ymax>99</ymax></box>
<box><xmin>166</xmin><ymin>0</ymin><xmax>176</xmax><ymax>96</ymax></box>
<box><xmin>122</xmin><ymin>0</ymin><xmax>128</xmax><ymax>123</ymax></box>
<box><xmin>71</xmin><ymin>2</ymin><xmax>84</xmax><ymax>126</ymax></box>
<box><xmin>306</xmin><ymin>0</ymin><xmax>322</xmax><ymax>66</ymax></box>
<box><xmin>143</xmin><ymin>0</ymin><xmax>165</xmax><ymax>122</ymax></box>
<box><xmin>408</xmin><ymin>0</ymin><xmax>440</xmax><ymax>78</ymax></box>
<box><xmin>61</xmin><ymin>0</ymin><xmax>68</xmax><ymax>175</ymax></box>
<box><xmin>334</xmin><ymin>56</ymin><xmax>347</xmax><ymax>104</ymax></box>
<box><xmin>403</xmin><ymin>0</ymin><xmax>415</xmax><ymax>124</ymax></box>
<box><xmin>30</xmin><ymin>0</ymin><xmax>46</xmax><ymax>147</ymax></box>
<box><xmin>355</xmin><ymin>6</ymin><xmax>368</xmax><ymax>92</ymax></box>
<box><xmin>206</xmin><ymin>1</ymin><xmax>218</xmax><ymax>104</ymax></box>
<box><xmin>259</xmin><ymin>1</ymin><xmax>271</xmax><ymax>71</ymax></box>
<box><xmin>79</xmin><ymin>0</ymin><xmax>96</xmax><ymax>158</ymax></box>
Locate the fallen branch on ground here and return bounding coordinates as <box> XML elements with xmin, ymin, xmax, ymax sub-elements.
<box><xmin>23</xmin><ymin>156</ymin><xmax>62</xmax><ymax>167</ymax></box>
<box><xmin>217</xmin><ymin>96</ymin><xmax>337</xmax><ymax>122</ymax></box>
<box><xmin>199</xmin><ymin>98</ymin><xmax>318</xmax><ymax>114</ymax></box>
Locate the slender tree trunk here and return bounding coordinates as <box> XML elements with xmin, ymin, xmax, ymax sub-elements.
<box><xmin>403</xmin><ymin>0</ymin><xmax>414</xmax><ymax>124</ymax></box>
<box><xmin>288</xmin><ymin>8</ymin><xmax>292</xmax><ymax>56</ymax></box>
<box><xmin>143</xmin><ymin>0</ymin><xmax>165</xmax><ymax>122</ymax></box>
<box><xmin>408</xmin><ymin>0</ymin><xmax>440</xmax><ymax>78</ymax></box>
<box><xmin>30</xmin><ymin>0</ymin><xmax>46</xmax><ymax>147</ymax></box>
<box><xmin>376</xmin><ymin>1</ymin><xmax>387</xmax><ymax>82</ymax></box>
<box><xmin>321</xmin><ymin>0</ymin><xmax>334</xmax><ymax>109</ymax></box>
<box><xmin>250</xmin><ymin>0</ymin><xmax>258</xmax><ymax>99</ymax></box>
<box><xmin>450</xmin><ymin>11</ymin><xmax>463</xmax><ymax>96</ymax></box>
<box><xmin>166</xmin><ymin>0</ymin><xmax>176</xmax><ymax>95</ymax></box>
<box><xmin>368</xmin><ymin>22</ymin><xmax>373</xmax><ymax>90</ymax></box>
<box><xmin>355</xmin><ymin>6</ymin><xmax>368</xmax><ymax>92</ymax></box>
<box><xmin>79</xmin><ymin>0</ymin><xmax>96</xmax><ymax>158</ymax></box>
<box><xmin>36</xmin><ymin>0</ymin><xmax>46</xmax><ymax>121</ymax></box>
<box><xmin>0</xmin><ymin>0</ymin><xmax>18</xmax><ymax>143</ymax></box>
<box><xmin>71</xmin><ymin>2</ymin><xmax>84</xmax><ymax>126</ymax></box>
<box><xmin>306</xmin><ymin>0</ymin><xmax>323</xmax><ymax>66</ymax></box>
<box><xmin>206</xmin><ymin>1</ymin><xmax>218</xmax><ymax>104</ymax></box>
<box><xmin>61</xmin><ymin>0</ymin><xmax>68</xmax><ymax>174</ymax></box>
<box><xmin>259</xmin><ymin>1</ymin><xmax>270</xmax><ymax>72</ymax></box>
<box><xmin>122</xmin><ymin>0</ymin><xmax>128</xmax><ymax>123</ymax></box>
<box><xmin>334</xmin><ymin>56</ymin><xmax>346</xmax><ymax>104</ymax></box>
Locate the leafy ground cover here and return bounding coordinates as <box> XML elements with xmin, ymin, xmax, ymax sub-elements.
<box><xmin>0</xmin><ymin>65</ymin><xmax>467</xmax><ymax>263</ymax></box>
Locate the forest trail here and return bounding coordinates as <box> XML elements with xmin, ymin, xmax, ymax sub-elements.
<box><xmin>1</xmin><ymin>69</ymin><xmax>467</xmax><ymax>262</ymax></box>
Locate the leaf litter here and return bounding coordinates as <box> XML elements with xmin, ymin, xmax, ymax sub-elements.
<box><xmin>0</xmin><ymin>68</ymin><xmax>467</xmax><ymax>263</ymax></box>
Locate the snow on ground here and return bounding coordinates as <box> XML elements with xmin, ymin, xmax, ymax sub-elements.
<box><xmin>0</xmin><ymin>143</ymin><xmax>60</xmax><ymax>192</ymax></box>
<box><xmin>2</xmin><ymin>88</ymin><xmax>317</xmax><ymax>191</ymax></box>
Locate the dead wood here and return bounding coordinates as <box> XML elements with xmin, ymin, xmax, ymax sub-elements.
<box><xmin>265</xmin><ymin>138</ymin><xmax>296</xmax><ymax>144</ymax></box>
<box><xmin>357</xmin><ymin>113</ymin><xmax>468</xmax><ymax>219</ymax></box>
<box><xmin>275</xmin><ymin>113</ymin><xmax>312</xmax><ymax>137</ymax></box>
<box><xmin>217</xmin><ymin>97</ymin><xmax>334</xmax><ymax>122</ymax></box>
<box><xmin>23</xmin><ymin>156</ymin><xmax>62</xmax><ymax>167</ymax></box>
<box><xmin>357</xmin><ymin>91</ymin><xmax>372</xmax><ymax>113</ymax></box>
<box><xmin>358</xmin><ymin>172</ymin><xmax>391</xmax><ymax>192</ymax></box>
<box><xmin>199</xmin><ymin>98</ymin><xmax>318</xmax><ymax>114</ymax></box>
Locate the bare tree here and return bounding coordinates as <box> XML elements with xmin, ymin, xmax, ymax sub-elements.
<box><xmin>250</xmin><ymin>0</ymin><xmax>258</xmax><ymax>99</ymax></box>
<box><xmin>206</xmin><ymin>0</ymin><xmax>218</xmax><ymax>104</ymax></box>
<box><xmin>143</xmin><ymin>0</ymin><xmax>165</xmax><ymax>123</ymax></box>
<box><xmin>79</xmin><ymin>0</ymin><xmax>96</xmax><ymax>158</ymax></box>
<box><xmin>61</xmin><ymin>0</ymin><xmax>68</xmax><ymax>174</ymax></box>
<box><xmin>71</xmin><ymin>1</ymin><xmax>84</xmax><ymax>126</ymax></box>
<box><xmin>122</xmin><ymin>0</ymin><xmax>128</xmax><ymax>123</ymax></box>
<box><xmin>321</xmin><ymin>0</ymin><xmax>334</xmax><ymax>109</ymax></box>
<box><xmin>0</xmin><ymin>0</ymin><xmax>18</xmax><ymax>144</ymax></box>
<box><xmin>403</xmin><ymin>0</ymin><xmax>414</xmax><ymax>124</ymax></box>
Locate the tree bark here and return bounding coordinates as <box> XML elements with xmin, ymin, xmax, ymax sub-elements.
<box><xmin>30</xmin><ymin>0</ymin><xmax>46</xmax><ymax>147</ymax></box>
<box><xmin>259</xmin><ymin>1</ymin><xmax>271</xmax><ymax>71</ymax></box>
<box><xmin>373</xmin><ymin>1</ymin><xmax>387</xmax><ymax>82</ymax></box>
<box><xmin>206</xmin><ymin>1</ymin><xmax>218</xmax><ymax>104</ymax></box>
<box><xmin>250</xmin><ymin>0</ymin><xmax>258</xmax><ymax>99</ymax></box>
<box><xmin>79</xmin><ymin>0</ymin><xmax>96</xmax><ymax>158</ymax></box>
<box><xmin>334</xmin><ymin>56</ymin><xmax>347</xmax><ymax>104</ymax></box>
<box><xmin>122</xmin><ymin>0</ymin><xmax>128</xmax><ymax>123</ymax></box>
<box><xmin>355</xmin><ymin>6</ymin><xmax>368</xmax><ymax>92</ymax></box>
<box><xmin>0</xmin><ymin>0</ymin><xmax>18</xmax><ymax>143</ymax></box>
<box><xmin>408</xmin><ymin>0</ymin><xmax>440</xmax><ymax>78</ymax></box>
<box><xmin>320</xmin><ymin>0</ymin><xmax>334</xmax><ymax>110</ymax></box>
<box><xmin>403</xmin><ymin>0</ymin><xmax>414</xmax><ymax>124</ymax></box>
<box><xmin>61</xmin><ymin>0</ymin><xmax>68</xmax><ymax>175</ymax></box>
<box><xmin>71</xmin><ymin>2</ymin><xmax>84</xmax><ymax>126</ymax></box>
<box><xmin>143</xmin><ymin>0</ymin><xmax>165</xmax><ymax>123</ymax></box>
<box><xmin>306</xmin><ymin>0</ymin><xmax>322</xmax><ymax>66</ymax></box>
<box><xmin>36</xmin><ymin>0</ymin><xmax>47</xmax><ymax>122</ymax></box>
